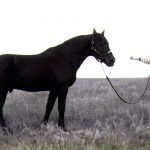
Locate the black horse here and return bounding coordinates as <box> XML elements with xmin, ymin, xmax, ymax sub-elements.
<box><xmin>0</xmin><ymin>29</ymin><xmax>115</xmax><ymax>131</ymax></box>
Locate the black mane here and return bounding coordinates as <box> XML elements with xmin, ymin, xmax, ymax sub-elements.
<box><xmin>42</xmin><ymin>34</ymin><xmax>92</xmax><ymax>55</ymax></box>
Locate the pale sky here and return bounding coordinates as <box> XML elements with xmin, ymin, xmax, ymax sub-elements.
<box><xmin>0</xmin><ymin>0</ymin><xmax>150</xmax><ymax>78</ymax></box>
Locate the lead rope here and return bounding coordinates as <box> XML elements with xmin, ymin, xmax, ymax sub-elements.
<box><xmin>101</xmin><ymin>63</ymin><xmax>150</xmax><ymax>104</ymax></box>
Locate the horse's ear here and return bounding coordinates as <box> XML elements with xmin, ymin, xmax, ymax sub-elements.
<box><xmin>101</xmin><ymin>30</ymin><xmax>105</xmax><ymax>36</ymax></box>
<box><xmin>93</xmin><ymin>28</ymin><xmax>97</xmax><ymax>35</ymax></box>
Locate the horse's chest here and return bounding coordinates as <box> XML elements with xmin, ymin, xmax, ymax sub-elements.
<box><xmin>54</xmin><ymin>63</ymin><xmax>76</xmax><ymax>85</ymax></box>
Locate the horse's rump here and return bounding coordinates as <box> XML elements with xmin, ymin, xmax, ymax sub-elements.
<box><xmin>0</xmin><ymin>55</ymin><xmax>16</xmax><ymax>88</ymax></box>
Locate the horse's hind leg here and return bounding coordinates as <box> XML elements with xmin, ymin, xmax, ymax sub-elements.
<box><xmin>0</xmin><ymin>90</ymin><xmax>8</xmax><ymax>128</ymax></box>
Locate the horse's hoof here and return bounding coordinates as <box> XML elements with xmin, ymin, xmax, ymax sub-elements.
<box><xmin>58</xmin><ymin>126</ymin><xmax>68</xmax><ymax>132</ymax></box>
<box><xmin>42</xmin><ymin>120</ymin><xmax>48</xmax><ymax>126</ymax></box>
<box><xmin>2</xmin><ymin>127</ymin><xmax>13</xmax><ymax>134</ymax></box>
<box><xmin>63</xmin><ymin>127</ymin><xmax>68</xmax><ymax>132</ymax></box>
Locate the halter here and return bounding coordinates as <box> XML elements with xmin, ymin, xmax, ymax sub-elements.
<box><xmin>91</xmin><ymin>38</ymin><xmax>112</xmax><ymax>62</ymax></box>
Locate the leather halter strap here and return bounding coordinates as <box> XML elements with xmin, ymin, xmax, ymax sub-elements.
<box><xmin>91</xmin><ymin>38</ymin><xmax>111</xmax><ymax>62</ymax></box>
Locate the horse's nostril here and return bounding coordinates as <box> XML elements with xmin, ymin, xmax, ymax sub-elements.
<box><xmin>109</xmin><ymin>58</ymin><xmax>115</xmax><ymax>66</ymax></box>
<box><xmin>112</xmin><ymin>58</ymin><xmax>115</xmax><ymax>63</ymax></box>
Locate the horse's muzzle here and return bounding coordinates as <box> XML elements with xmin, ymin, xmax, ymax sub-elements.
<box><xmin>105</xmin><ymin>56</ymin><xmax>115</xmax><ymax>67</ymax></box>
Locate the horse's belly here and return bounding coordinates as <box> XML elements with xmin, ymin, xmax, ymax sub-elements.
<box><xmin>10</xmin><ymin>61</ymin><xmax>76</xmax><ymax>92</ymax></box>
<box><xmin>14</xmin><ymin>83</ymin><xmax>55</xmax><ymax>92</ymax></box>
<box><xmin>12</xmin><ymin>76</ymin><xmax>57</xmax><ymax>92</ymax></box>
<box><xmin>15</xmin><ymin>86</ymin><xmax>52</xmax><ymax>92</ymax></box>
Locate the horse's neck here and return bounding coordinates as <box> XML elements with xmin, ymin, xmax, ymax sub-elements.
<box><xmin>62</xmin><ymin>35</ymin><xmax>92</xmax><ymax>70</ymax></box>
<box><xmin>42</xmin><ymin>34</ymin><xmax>92</xmax><ymax>71</ymax></box>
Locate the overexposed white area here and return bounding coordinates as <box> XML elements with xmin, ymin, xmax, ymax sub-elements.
<box><xmin>0</xmin><ymin>0</ymin><xmax>150</xmax><ymax>78</ymax></box>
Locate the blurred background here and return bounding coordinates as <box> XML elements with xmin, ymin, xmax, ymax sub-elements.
<box><xmin>0</xmin><ymin>0</ymin><xmax>150</xmax><ymax>78</ymax></box>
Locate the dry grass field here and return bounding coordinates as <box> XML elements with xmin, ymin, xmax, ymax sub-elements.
<box><xmin>0</xmin><ymin>78</ymin><xmax>150</xmax><ymax>150</ymax></box>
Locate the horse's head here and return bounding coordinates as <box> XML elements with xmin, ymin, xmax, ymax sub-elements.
<box><xmin>91</xmin><ymin>29</ymin><xmax>115</xmax><ymax>67</ymax></box>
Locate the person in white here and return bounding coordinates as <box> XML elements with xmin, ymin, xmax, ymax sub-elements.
<box><xmin>130</xmin><ymin>56</ymin><xmax>150</xmax><ymax>64</ymax></box>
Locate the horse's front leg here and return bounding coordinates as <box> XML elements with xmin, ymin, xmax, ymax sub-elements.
<box><xmin>58</xmin><ymin>85</ymin><xmax>68</xmax><ymax>131</ymax></box>
<box><xmin>42</xmin><ymin>90</ymin><xmax>58</xmax><ymax>124</ymax></box>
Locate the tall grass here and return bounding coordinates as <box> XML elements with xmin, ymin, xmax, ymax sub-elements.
<box><xmin>0</xmin><ymin>78</ymin><xmax>150</xmax><ymax>149</ymax></box>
